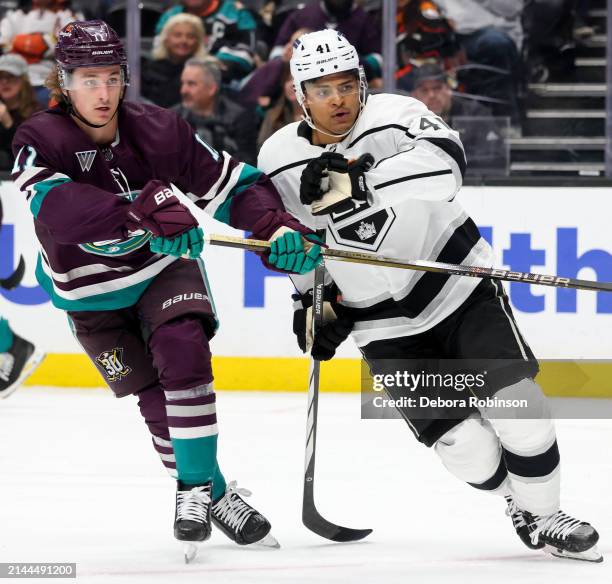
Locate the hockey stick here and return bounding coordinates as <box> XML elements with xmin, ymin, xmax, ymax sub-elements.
<box><xmin>206</xmin><ymin>234</ymin><xmax>612</xmax><ymax>293</ymax></box>
<box><xmin>0</xmin><ymin>255</ymin><xmax>25</xmax><ymax>290</ymax></box>
<box><xmin>302</xmin><ymin>246</ymin><xmax>373</xmax><ymax>542</ymax></box>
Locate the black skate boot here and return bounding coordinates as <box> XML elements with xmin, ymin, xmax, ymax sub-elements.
<box><xmin>0</xmin><ymin>333</ymin><xmax>44</xmax><ymax>400</ymax></box>
<box><xmin>505</xmin><ymin>496</ymin><xmax>545</xmax><ymax>550</ymax></box>
<box><xmin>174</xmin><ymin>481</ymin><xmax>212</xmax><ymax>562</ymax></box>
<box><xmin>211</xmin><ymin>480</ymin><xmax>279</xmax><ymax>547</ymax></box>
<box><xmin>525</xmin><ymin>509</ymin><xmax>603</xmax><ymax>562</ymax></box>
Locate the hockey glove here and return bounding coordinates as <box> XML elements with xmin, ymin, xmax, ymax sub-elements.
<box><xmin>292</xmin><ymin>284</ymin><xmax>353</xmax><ymax>361</ymax></box>
<box><xmin>150</xmin><ymin>227</ymin><xmax>204</xmax><ymax>259</ymax></box>
<box><xmin>125</xmin><ymin>180</ymin><xmax>199</xmax><ymax>239</ymax></box>
<box><xmin>311</xmin><ymin>153</ymin><xmax>375</xmax><ymax>216</ymax></box>
<box><xmin>300</xmin><ymin>152</ymin><xmax>349</xmax><ymax>209</ymax></box>
<box><xmin>268</xmin><ymin>227</ymin><xmax>323</xmax><ymax>274</ymax></box>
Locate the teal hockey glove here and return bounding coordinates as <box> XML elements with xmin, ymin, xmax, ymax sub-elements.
<box><xmin>150</xmin><ymin>227</ymin><xmax>204</xmax><ymax>259</ymax></box>
<box><xmin>268</xmin><ymin>228</ymin><xmax>323</xmax><ymax>274</ymax></box>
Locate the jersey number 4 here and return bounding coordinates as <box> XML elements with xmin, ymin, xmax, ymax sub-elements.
<box><xmin>419</xmin><ymin>116</ymin><xmax>452</xmax><ymax>132</ymax></box>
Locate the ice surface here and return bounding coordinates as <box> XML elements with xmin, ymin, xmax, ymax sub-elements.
<box><xmin>1</xmin><ymin>387</ymin><xmax>610</xmax><ymax>583</ymax></box>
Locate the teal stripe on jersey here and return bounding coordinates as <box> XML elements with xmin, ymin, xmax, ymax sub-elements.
<box><xmin>172</xmin><ymin>434</ymin><xmax>227</xmax><ymax>497</ymax></box>
<box><xmin>0</xmin><ymin>318</ymin><xmax>13</xmax><ymax>352</ymax></box>
<box><xmin>213</xmin><ymin>164</ymin><xmax>262</xmax><ymax>225</ymax></box>
<box><xmin>30</xmin><ymin>177</ymin><xmax>72</xmax><ymax>218</ymax></box>
<box><xmin>35</xmin><ymin>255</ymin><xmax>155</xmax><ymax>311</ymax></box>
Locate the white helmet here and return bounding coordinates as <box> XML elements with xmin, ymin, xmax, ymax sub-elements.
<box><xmin>290</xmin><ymin>29</ymin><xmax>367</xmax><ymax>137</ymax></box>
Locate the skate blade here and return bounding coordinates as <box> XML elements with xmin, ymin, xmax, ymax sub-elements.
<box><xmin>183</xmin><ymin>542</ymin><xmax>200</xmax><ymax>564</ymax></box>
<box><xmin>0</xmin><ymin>351</ymin><xmax>45</xmax><ymax>400</ymax></box>
<box><xmin>549</xmin><ymin>544</ymin><xmax>603</xmax><ymax>563</ymax></box>
<box><xmin>253</xmin><ymin>533</ymin><xmax>280</xmax><ymax>549</ymax></box>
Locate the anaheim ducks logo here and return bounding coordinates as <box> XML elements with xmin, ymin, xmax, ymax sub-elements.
<box><xmin>79</xmin><ymin>231</ymin><xmax>152</xmax><ymax>257</ymax></box>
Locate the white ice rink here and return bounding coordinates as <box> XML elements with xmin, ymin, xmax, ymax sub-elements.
<box><xmin>1</xmin><ymin>387</ymin><xmax>611</xmax><ymax>584</ymax></box>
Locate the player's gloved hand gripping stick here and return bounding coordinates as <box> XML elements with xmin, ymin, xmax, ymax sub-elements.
<box><xmin>292</xmin><ymin>283</ymin><xmax>353</xmax><ymax>361</ymax></box>
<box><xmin>267</xmin><ymin>227</ymin><xmax>323</xmax><ymax>274</ymax></box>
<box><xmin>128</xmin><ymin>182</ymin><xmax>323</xmax><ymax>273</ymax></box>
<box><xmin>126</xmin><ymin>180</ymin><xmax>199</xmax><ymax>239</ymax></box>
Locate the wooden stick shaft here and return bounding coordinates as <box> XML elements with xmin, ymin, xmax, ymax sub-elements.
<box><xmin>205</xmin><ymin>234</ymin><xmax>612</xmax><ymax>293</ymax></box>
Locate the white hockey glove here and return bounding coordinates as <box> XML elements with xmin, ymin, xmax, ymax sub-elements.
<box><xmin>310</xmin><ymin>153</ymin><xmax>375</xmax><ymax>216</ymax></box>
<box><xmin>300</xmin><ymin>152</ymin><xmax>349</xmax><ymax>215</ymax></box>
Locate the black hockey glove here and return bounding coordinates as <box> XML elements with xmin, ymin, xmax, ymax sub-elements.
<box><xmin>310</xmin><ymin>153</ymin><xmax>375</xmax><ymax>216</ymax></box>
<box><xmin>292</xmin><ymin>284</ymin><xmax>354</xmax><ymax>361</ymax></box>
<box><xmin>300</xmin><ymin>152</ymin><xmax>349</xmax><ymax>206</ymax></box>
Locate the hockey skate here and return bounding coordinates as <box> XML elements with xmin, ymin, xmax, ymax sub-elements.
<box><xmin>505</xmin><ymin>496</ymin><xmax>544</xmax><ymax>550</ymax></box>
<box><xmin>525</xmin><ymin>509</ymin><xmax>603</xmax><ymax>562</ymax></box>
<box><xmin>174</xmin><ymin>481</ymin><xmax>212</xmax><ymax>563</ymax></box>
<box><xmin>212</xmin><ymin>480</ymin><xmax>279</xmax><ymax>548</ymax></box>
<box><xmin>0</xmin><ymin>333</ymin><xmax>45</xmax><ymax>400</ymax></box>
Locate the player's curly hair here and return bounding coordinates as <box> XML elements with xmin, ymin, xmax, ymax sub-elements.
<box><xmin>45</xmin><ymin>67</ymin><xmax>65</xmax><ymax>105</ymax></box>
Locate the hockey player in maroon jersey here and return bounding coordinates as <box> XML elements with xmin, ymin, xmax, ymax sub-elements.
<box><xmin>11</xmin><ymin>19</ymin><xmax>321</xmax><ymax>561</ymax></box>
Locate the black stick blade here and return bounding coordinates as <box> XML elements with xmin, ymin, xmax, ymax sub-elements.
<box><xmin>302</xmin><ymin>503</ymin><xmax>373</xmax><ymax>542</ymax></box>
<box><xmin>303</xmin><ymin>474</ymin><xmax>372</xmax><ymax>542</ymax></box>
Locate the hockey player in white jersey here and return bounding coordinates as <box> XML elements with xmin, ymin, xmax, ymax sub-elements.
<box><xmin>258</xmin><ymin>29</ymin><xmax>602</xmax><ymax>562</ymax></box>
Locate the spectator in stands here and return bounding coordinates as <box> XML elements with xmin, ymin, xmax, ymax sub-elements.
<box><xmin>0</xmin><ymin>54</ymin><xmax>40</xmax><ymax>170</ymax></box>
<box><xmin>271</xmin><ymin>0</ymin><xmax>382</xmax><ymax>82</ymax></box>
<box><xmin>174</xmin><ymin>57</ymin><xmax>258</xmax><ymax>165</ymax></box>
<box><xmin>142</xmin><ymin>13</ymin><xmax>208</xmax><ymax>109</ymax></box>
<box><xmin>523</xmin><ymin>0</ymin><xmax>580</xmax><ymax>82</ymax></box>
<box><xmin>239</xmin><ymin>26</ymin><xmax>310</xmax><ymax>108</ymax></box>
<box><xmin>434</xmin><ymin>0</ymin><xmax>523</xmax><ymax>127</ymax></box>
<box><xmin>411</xmin><ymin>63</ymin><xmax>507</xmax><ymax>175</ymax></box>
<box><xmin>155</xmin><ymin>0</ymin><xmax>258</xmax><ymax>82</ymax></box>
<box><xmin>395</xmin><ymin>0</ymin><xmax>464</xmax><ymax>92</ymax></box>
<box><xmin>256</xmin><ymin>69</ymin><xmax>301</xmax><ymax>149</ymax></box>
<box><xmin>0</xmin><ymin>0</ymin><xmax>81</xmax><ymax>107</ymax></box>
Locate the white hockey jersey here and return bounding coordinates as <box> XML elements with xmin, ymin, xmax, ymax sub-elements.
<box><xmin>258</xmin><ymin>93</ymin><xmax>495</xmax><ymax>346</ymax></box>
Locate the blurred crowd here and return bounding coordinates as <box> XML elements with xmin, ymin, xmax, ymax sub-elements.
<box><xmin>0</xmin><ymin>0</ymin><xmax>600</xmax><ymax>174</ymax></box>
